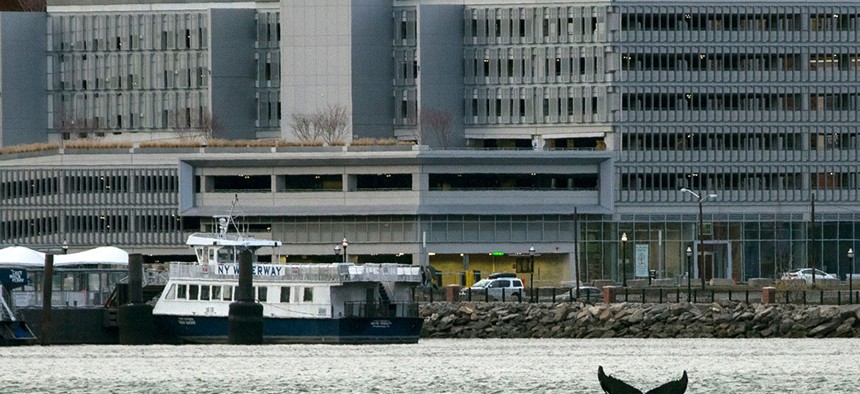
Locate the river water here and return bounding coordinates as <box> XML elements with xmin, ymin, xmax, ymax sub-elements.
<box><xmin>1</xmin><ymin>338</ymin><xmax>857</xmax><ymax>393</ymax></box>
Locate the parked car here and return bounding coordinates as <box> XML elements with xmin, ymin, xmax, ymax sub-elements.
<box><xmin>781</xmin><ymin>268</ymin><xmax>839</xmax><ymax>284</ymax></box>
<box><xmin>459</xmin><ymin>273</ymin><xmax>524</xmax><ymax>301</ymax></box>
<box><xmin>554</xmin><ymin>286</ymin><xmax>602</xmax><ymax>302</ymax></box>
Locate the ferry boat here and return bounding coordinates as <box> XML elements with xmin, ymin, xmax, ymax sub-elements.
<box><xmin>152</xmin><ymin>216</ymin><xmax>424</xmax><ymax>344</ymax></box>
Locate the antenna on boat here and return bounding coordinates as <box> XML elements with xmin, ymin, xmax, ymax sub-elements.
<box><xmin>226</xmin><ymin>194</ymin><xmax>243</xmax><ymax>236</ymax></box>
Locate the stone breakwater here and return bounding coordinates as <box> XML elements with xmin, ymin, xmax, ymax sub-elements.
<box><xmin>420</xmin><ymin>301</ymin><xmax>860</xmax><ymax>339</ymax></box>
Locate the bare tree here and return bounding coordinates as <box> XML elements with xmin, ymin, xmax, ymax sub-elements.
<box><xmin>171</xmin><ymin>110</ymin><xmax>221</xmax><ymax>143</ymax></box>
<box><xmin>312</xmin><ymin>104</ymin><xmax>351</xmax><ymax>145</ymax></box>
<box><xmin>419</xmin><ymin>107</ymin><xmax>453</xmax><ymax>148</ymax></box>
<box><xmin>0</xmin><ymin>0</ymin><xmax>45</xmax><ymax>11</ymax></box>
<box><xmin>290</xmin><ymin>113</ymin><xmax>319</xmax><ymax>143</ymax></box>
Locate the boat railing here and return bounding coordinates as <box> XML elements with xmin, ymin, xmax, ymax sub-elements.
<box><xmin>343</xmin><ymin>301</ymin><xmax>420</xmax><ymax>319</ymax></box>
<box><xmin>168</xmin><ymin>262</ymin><xmax>422</xmax><ymax>283</ymax></box>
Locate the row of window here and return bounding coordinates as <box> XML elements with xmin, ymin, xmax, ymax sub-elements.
<box><xmin>464</xmin><ymin>47</ymin><xmax>607</xmax><ymax>84</ymax></box>
<box><xmin>620</xmin><ymin>11</ymin><xmax>860</xmax><ymax>33</ymax></box>
<box><xmin>622</xmin><ymin>93</ymin><xmax>860</xmax><ymax>112</ymax></box>
<box><xmin>199</xmin><ymin>173</ymin><xmax>599</xmax><ymax>193</ymax></box>
<box><xmin>50</xmin><ymin>92</ymin><xmax>208</xmax><ymax>131</ymax></box>
<box><xmin>166</xmin><ymin>283</ymin><xmax>314</xmax><ymax>304</ymax></box>
<box><xmin>623</xmin><ymin>52</ymin><xmax>855</xmax><ymax>72</ymax></box>
<box><xmin>0</xmin><ymin>213</ymin><xmax>184</xmax><ymax>241</ymax></box>
<box><xmin>0</xmin><ymin>174</ymin><xmax>178</xmax><ymax>200</ymax></box>
<box><xmin>256</xmin><ymin>11</ymin><xmax>280</xmax><ymax>47</ymax></box>
<box><xmin>49</xmin><ymin>14</ymin><xmax>209</xmax><ymax>52</ymax></box>
<box><xmin>620</xmin><ymin>168</ymin><xmax>860</xmax><ymax>192</ymax></box>
<box><xmin>464</xmin><ymin>6</ymin><xmax>608</xmax><ymax>43</ymax></box>
<box><xmin>623</xmin><ymin>129</ymin><xmax>860</xmax><ymax>152</ymax></box>
<box><xmin>50</xmin><ymin>52</ymin><xmax>209</xmax><ymax>92</ymax></box>
<box><xmin>463</xmin><ymin>86</ymin><xmax>606</xmax><ymax>124</ymax></box>
<box><xmin>461</xmin><ymin>6</ymin><xmax>860</xmax><ymax>42</ymax></box>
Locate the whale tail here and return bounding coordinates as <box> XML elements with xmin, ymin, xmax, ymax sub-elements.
<box><xmin>598</xmin><ymin>366</ymin><xmax>688</xmax><ymax>394</ymax></box>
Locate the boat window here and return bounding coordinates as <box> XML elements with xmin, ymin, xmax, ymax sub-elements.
<box><xmin>177</xmin><ymin>284</ymin><xmax>187</xmax><ymax>300</ymax></box>
<box><xmin>200</xmin><ymin>285</ymin><xmax>210</xmax><ymax>301</ymax></box>
<box><xmin>212</xmin><ymin>285</ymin><xmax>222</xmax><ymax>300</ymax></box>
<box><xmin>280</xmin><ymin>287</ymin><xmax>291</xmax><ymax>303</ymax></box>
<box><xmin>217</xmin><ymin>247</ymin><xmax>235</xmax><ymax>264</ymax></box>
<box><xmin>189</xmin><ymin>285</ymin><xmax>199</xmax><ymax>300</ymax></box>
<box><xmin>257</xmin><ymin>287</ymin><xmax>267</xmax><ymax>302</ymax></box>
<box><xmin>196</xmin><ymin>247</ymin><xmax>205</xmax><ymax>263</ymax></box>
<box><xmin>209</xmin><ymin>248</ymin><xmax>217</xmax><ymax>263</ymax></box>
<box><xmin>222</xmin><ymin>285</ymin><xmax>233</xmax><ymax>301</ymax></box>
<box><xmin>303</xmin><ymin>287</ymin><xmax>313</xmax><ymax>302</ymax></box>
<box><xmin>164</xmin><ymin>284</ymin><xmax>176</xmax><ymax>300</ymax></box>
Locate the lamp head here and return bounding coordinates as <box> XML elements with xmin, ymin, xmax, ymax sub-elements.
<box><xmin>679</xmin><ymin>188</ymin><xmax>690</xmax><ymax>193</ymax></box>
<box><xmin>528</xmin><ymin>245</ymin><xmax>535</xmax><ymax>255</ymax></box>
<box><xmin>342</xmin><ymin>237</ymin><xmax>349</xmax><ymax>248</ymax></box>
<box><xmin>849</xmin><ymin>248</ymin><xmax>855</xmax><ymax>259</ymax></box>
<box><xmin>334</xmin><ymin>244</ymin><xmax>342</xmax><ymax>255</ymax></box>
<box><xmin>686</xmin><ymin>246</ymin><xmax>692</xmax><ymax>256</ymax></box>
<box><xmin>707</xmin><ymin>193</ymin><xmax>718</xmax><ymax>200</ymax></box>
<box><xmin>621</xmin><ymin>233</ymin><xmax>628</xmax><ymax>242</ymax></box>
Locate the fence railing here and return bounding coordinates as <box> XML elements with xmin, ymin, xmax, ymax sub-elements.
<box><xmin>414</xmin><ymin>285</ymin><xmax>860</xmax><ymax>306</ymax></box>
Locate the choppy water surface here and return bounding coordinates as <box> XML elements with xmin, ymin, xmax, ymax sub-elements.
<box><xmin>1</xmin><ymin>339</ymin><xmax>858</xmax><ymax>393</ymax></box>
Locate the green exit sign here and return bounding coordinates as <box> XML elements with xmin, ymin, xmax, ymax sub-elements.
<box><xmin>490</xmin><ymin>252</ymin><xmax>505</xmax><ymax>256</ymax></box>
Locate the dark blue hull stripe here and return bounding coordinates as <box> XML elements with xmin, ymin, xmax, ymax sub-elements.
<box><xmin>154</xmin><ymin>315</ymin><xmax>423</xmax><ymax>344</ymax></box>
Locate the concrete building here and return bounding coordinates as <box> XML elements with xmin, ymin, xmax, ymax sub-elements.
<box><xmin>0</xmin><ymin>0</ymin><xmax>858</xmax><ymax>286</ymax></box>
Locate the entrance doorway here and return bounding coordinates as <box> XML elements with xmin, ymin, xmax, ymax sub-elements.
<box><xmin>694</xmin><ymin>241</ymin><xmax>731</xmax><ymax>280</ymax></box>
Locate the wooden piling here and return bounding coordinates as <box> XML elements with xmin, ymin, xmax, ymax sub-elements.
<box><xmin>229</xmin><ymin>250</ymin><xmax>263</xmax><ymax>344</ymax></box>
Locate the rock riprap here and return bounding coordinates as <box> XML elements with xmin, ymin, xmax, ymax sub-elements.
<box><xmin>420</xmin><ymin>302</ymin><xmax>860</xmax><ymax>339</ymax></box>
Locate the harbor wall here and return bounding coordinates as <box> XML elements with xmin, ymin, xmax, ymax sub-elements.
<box><xmin>420</xmin><ymin>301</ymin><xmax>860</xmax><ymax>339</ymax></box>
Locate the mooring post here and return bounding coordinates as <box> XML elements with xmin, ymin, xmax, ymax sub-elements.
<box><xmin>40</xmin><ymin>254</ymin><xmax>53</xmax><ymax>346</ymax></box>
<box><xmin>229</xmin><ymin>250</ymin><xmax>263</xmax><ymax>344</ymax></box>
<box><xmin>118</xmin><ymin>253</ymin><xmax>155</xmax><ymax>345</ymax></box>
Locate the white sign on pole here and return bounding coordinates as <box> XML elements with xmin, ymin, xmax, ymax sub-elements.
<box><xmin>634</xmin><ymin>244</ymin><xmax>649</xmax><ymax>277</ymax></box>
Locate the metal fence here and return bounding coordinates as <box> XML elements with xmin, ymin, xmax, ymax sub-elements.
<box><xmin>414</xmin><ymin>286</ymin><xmax>860</xmax><ymax>306</ymax></box>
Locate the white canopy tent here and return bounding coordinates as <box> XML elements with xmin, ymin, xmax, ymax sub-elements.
<box><xmin>0</xmin><ymin>246</ymin><xmax>46</xmax><ymax>267</ymax></box>
<box><xmin>0</xmin><ymin>246</ymin><xmax>129</xmax><ymax>267</ymax></box>
<box><xmin>55</xmin><ymin>246</ymin><xmax>129</xmax><ymax>266</ymax></box>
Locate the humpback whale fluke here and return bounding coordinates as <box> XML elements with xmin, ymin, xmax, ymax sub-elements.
<box><xmin>598</xmin><ymin>366</ymin><xmax>688</xmax><ymax>394</ymax></box>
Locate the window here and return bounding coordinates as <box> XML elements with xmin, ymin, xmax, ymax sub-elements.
<box><xmin>177</xmin><ymin>284</ymin><xmax>187</xmax><ymax>299</ymax></box>
<box><xmin>280</xmin><ymin>287</ymin><xmax>291</xmax><ymax>303</ymax></box>
<box><xmin>257</xmin><ymin>286</ymin><xmax>267</xmax><ymax>302</ymax></box>
<box><xmin>189</xmin><ymin>285</ymin><xmax>199</xmax><ymax>300</ymax></box>
<box><xmin>222</xmin><ymin>285</ymin><xmax>233</xmax><ymax>301</ymax></box>
<box><xmin>303</xmin><ymin>287</ymin><xmax>313</xmax><ymax>302</ymax></box>
<box><xmin>200</xmin><ymin>285</ymin><xmax>210</xmax><ymax>301</ymax></box>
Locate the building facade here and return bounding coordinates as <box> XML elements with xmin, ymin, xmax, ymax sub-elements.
<box><xmin>0</xmin><ymin>0</ymin><xmax>858</xmax><ymax>286</ymax></box>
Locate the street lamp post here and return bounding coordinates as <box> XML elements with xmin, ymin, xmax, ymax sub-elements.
<box><xmin>849</xmin><ymin>248</ymin><xmax>855</xmax><ymax>304</ymax></box>
<box><xmin>528</xmin><ymin>245</ymin><xmax>536</xmax><ymax>303</ymax></box>
<box><xmin>680</xmin><ymin>188</ymin><xmax>717</xmax><ymax>290</ymax></box>
<box><xmin>621</xmin><ymin>233</ymin><xmax>628</xmax><ymax>287</ymax></box>
<box><xmin>686</xmin><ymin>246</ymin><xmax>693</xmax><ymax>302</ymax></box>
